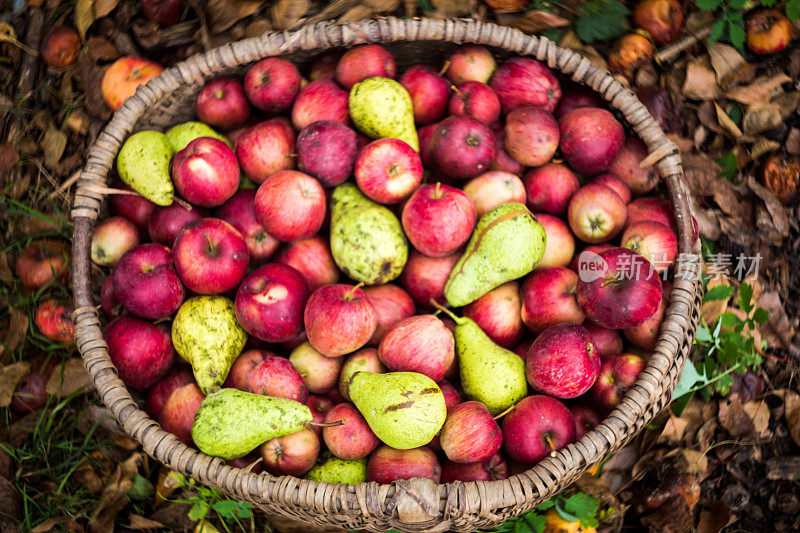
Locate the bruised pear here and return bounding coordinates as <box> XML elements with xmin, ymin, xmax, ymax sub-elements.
<box><xmin>330</xmin><ymin>183</ymin><xmax>408</xmax><ymax>285</ymax></box>
<box><xmin>172</xmin><ymin>296</ymin><xmax>247</xmax><ymax>394</ymax></box>
<box><xmin>166</xmin><ymin>121</ymin><xmax>231</xmax><ymax>152</ymax></box>
<box><xmin>349</xmin><ymin>77</ymin><xmax>419</xmax><ymax>151</ymax></box>
<box><xmin>305</xmin><ymin>452</ymin><xmax>367</xmax><ymax>484</ymax></box>
<box><xmin>117</xmin><ymin>131</ymin><xmax>174</xmax><ymax>206</ymax></box>
<box><xmin>445</xmin><ymin>203</ymin><xmax>545</xmax><ymax>307</ymax></box>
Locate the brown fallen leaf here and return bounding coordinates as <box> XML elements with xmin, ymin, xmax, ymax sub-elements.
<box><xmin>0</xmin><ymin>361</ymin><xmax>30</xmax><ymax>408</ymax></box>
<box><xmin>714</xmin><ymin>102</ymin><xmax>745</xmax><ymax>140</ymax></box>
<box><xmin>42</xmin><ymin>124</ymin><xmax>68</xmax><ymax>170</ymax></box>
<box><xmin>30</xmin><ymin>517</ymin><xmax>76</xmax><ymax>533</ymax></box>
<box><xmin>742</xmin><ymin>399</ymin><xmax>771</xmax><ymax>438</ymax></box>
<box><xmin>425</xmin><ymin>0</ymin><xmax>477</xmax><ymax>18</ymax></box>
<box><xmin>641</xmin><ymin>492</ymin><xmax>693</xmax><ymax>532</ymax></box>
<box><xmin>782</xmin><ymin>389</ymin><xmax>800</xmax><ymax>448</ymax></box>
<box><xmin>204</xmin><ymin>0</ymin><xmax>264</xmax><ymax>34</ymax></box>
<box><xmin>0</xmin><ymin>143</ymin><xmax>19</xmax><ymax>178</ymax></box>
<box><xmin>128</xmin><ymin>514</ymin><xmax>168</xmax><ymax>530</ymax></box>
<box><xmin>786</xmin><ymin>127</ymin><xmax>800</xmax><ymax>155</ymax></box>
<box><xmin>696</xmin><ymin>500</ymin><xmax>732</xmax><ymax>533</ymax></box>
<box><xmin>765</xmin><ymin>457</ymin><xmax>800</xmax><ymax>481</ymax></box>
<box><xmin>718</xmin><ymin>396</ymin><xmax>756</xmax><ymax>437</ymax></box>
<box><xmin>339</xmin><ymin>5</ymin><xmax>374</xmax><ymax>21</ymax></box>
<box><xmin>270</xmin><ymin>0</ymin><xmax>309</xmax><ymax>30</ymax></box>
<box><xmin>725</xmin><ymin>73</ymin><xmax>791</xmax><ymax>105</ymax></box>
<box><xmin>87</xmin><ymin>36</ymin><xmax>120</xmax><ymax>61</ymax></box>
<box><xmin>748</xmin><ymin>175</ymin><xmax>790</xmax><ymax>238</ymax></box>
<box><xmin>560</xmin><ymin>30</ymin><xmax>608</xmax><ymax>71</ymax></box>
<box><xmin>0</xmin><ymin>476</ymin><xmax>22</xmax><ymax>532</ymax></box>
<box><xmin>750</xmin><ymin>137</ymin><xmax>780</xmax><ymax>160</ymax></box>
<box><xmin>46</xmin><ymin>358</ymin><xmax>92</xmax><ymax>398</ymax></box>
<box><xmin>75</xmin><ymin>0</ymin><xmax>122</xmax><ymax>40</ymax></box>
<box><xmin>0</xmin><ymin>308</ymin><xmax>28</xmax><ymax>365</ymax></box>
<box><xmin>758</xmin><ymin>290</ymin><xmax>795</xmax><ymax>351</ymax></box>
<box><xmin>683</xmin><ymin>56</ymin><xmax>722</xmax><ymax>100</ymax></box>
<box><xmin>743</xmin><ymin>103</ymin><xmax>783</xmax><ymax>136</ymax></box>
<box><xmin>707</xmin><ymin>42</ymin><xmax>753</xmax><ymax>89</ymax></box>
<box><xmin>502</xmin><ymin>10</ymin><xmax>569</xmax><ymax>34</ymax></box>
<box><xmin>771</xmin><ymin>91</ymin><xmax>800</xmax><ymax>120</ymax></box>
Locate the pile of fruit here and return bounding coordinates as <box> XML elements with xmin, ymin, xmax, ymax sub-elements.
<box><xmin>95</xmin><ymin>42</ymin><xmax>687</xmax><ymax>485</ymax></box>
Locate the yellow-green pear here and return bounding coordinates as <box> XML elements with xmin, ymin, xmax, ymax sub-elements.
<box><xmin>172</xmin><ymin>296</ymin><xmax>246</xmax><ymax>394</ymax></box>
<box><xmin>166</xmin><ymin>121</ymin><xmax>231</xmax><ymax>152</ymax></box>
<box><xmin>116</xmin><ymin>130</ymin><xmax>174</xmax><ymax>206</ymax></box>
<box><xmin>445</xmin><ymin>202</ymin><xmax>546</xmax><ymax>307</ymax></box>
<box><xmin>349</xmin><ymin>77</ymin><xmax>419</xmax><ymax>151</ymax></box>
<box><xmin>349</xmin><ymin>371</ymin><xmax>446</xmax><ymax>449</ymax></box>
<box><xmin>305</xmin><ymin>452</ymin><xmax>367</xmax><ymax>484</ymax></box>
<box><xmin>192</xmin><ymin>389</ymin><xmax>312</xmax><ymax>460</ymax></box>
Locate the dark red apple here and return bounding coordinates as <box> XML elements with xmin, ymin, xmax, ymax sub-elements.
<box><xmin>626</xmin><ymin>197</ymin><xmax>674</xmax><ymax>229</ymax></box>
<box><xmin>567</xmin><ymin>183</ymin><xmax>627</xmax><ymax>244</ymax></box>
<box><xmin>568</xmin><ymin>243</ymin><xmax>615</xmax><ymax>273</ymax></box>
<box><xmin>244</xmin><ymin>58</ymin><xmax>301</xmax><ymax>113</ymax></box>
<box><xmin>323</xmin><ymin>403</ymin><xmax>379</xmax><ymax>460</ymax></box>
<box><xmin>504</xmin><ymin>107</ymin><xmax>559</xmax><ymax>167</ymax></box>
<box><xmin>254</xmin><ymin>170</ymin><xmax>325</xmax><ymax>242</ymax></box>
<box><xmin>11</xmin><ymin>371</ymin><xmax>48</xmax><ymax>414</ymax></box>
<box><xmin>400</xmin><ymin>65</ymin><xmax>450</xmax><ymax>125</ymax></box>
<box><xmin>40</xmin><ymin>26</ymin><xmax>81</xmax><ymax>68</ymax></box>
<box><xmin>438</xmin><ymin>379</ymin><xmax>462</xmax><ymax>412</ymax></box>
<box><xmin>441</xmin><ymin>453</ymin><xmax>508</xmax><ymax>482</ymax></box>
<box><xmin>502</xmin><ymin>395</ymin><xmax>575</xmax><ymax>465</ymax></box>
<box><xmin>378</xmin><ymin>315</ymin><xmax>455</xmax><ymax>382</ymax></box>
<box><xmin>110</xmin><ymin>185</ymin><xmax>156</xmax><ymax>231</ymax></box>
<box><xmin>431</xmin><ymin>116</ymin><xmax>495</xmax><ymax>180</ymax></box>
<box><xmin>35</xmin><ymin>299</ymin><xmax>74</xmax><ymax>344</ymax></box>
<box><xmin>171</xmin><ymin>137</ymin><xmax>239</xmax><ymax>208</ymax></box>
<box><xmin>462</xmin><ymin>170</ymin><xmax>526</xmax><ymax>217</ymax></box>
<box><xmin>291</xmin><ymin>79</ymin><xmax>349</xmax><ymax>130</ymax></box>
<box><xmin>440</xmin><ymin>401</ymin><xmax>502</xmax><ymax>463</ymax></box>
<box><xmin>520</xmin><ymin>267</ymin><xmax>584</xmax><ymax>333</ymax></box>
<box><xmin>555</xmin><ymin>83</ymin><xmax>604</xmax><ymax>120</ymax></box>
<box><xmin>624</xmin><ymin>280</ymin><xmax>671</xmax><ymax>350</ymax></box>
<box><xmin>367</xmin><ymin>446</ymin><xmax>441</xmax><ymax>483</ymax></box>
<box><xmin>417</xmin><ymin>122</ymin><xmax>439</xmax><ymax>171</ymax></box>
<box><xmin>608</xmin><ymin>137</ymin><xmax>659</xmax><ymax>196</ymax></box>
<box><xmin>112</xmin><ymin>243</ymin><xmax>184</xmax><ymax>319</ymax></box>
<box><xmin>196</xmin><ymin>77</ymin><xmax>250</xmax><ymax>131</ymax></box>
<box><xmin>590</xmin><ymin>352</ymin><xmax>646</xmax><ymax>413</ymax></box>
<box><xmin>571</xmin><ymin>405</ymin><xmax>601</xmax><ymax>440</ymax></box>
<box><xmin>235</xmin><ymin>119</ymin><xmax>296</xmax><ymax>183</ymax></box>
<box><xmin>448</xmin><ymin>81</ymin><xmax>501</xmax><ymax>125</ymax></box>
<box><xmin>216</xmin><ymin>189</ymin><xmax>280</xmax><ymax>263</ymax></box>
<box><xmin>592</xmin><ymin>173</ymin><xmax>632</xmax><ymax>204</ymax></box>
<box><xmin>159</xmin><ymin>383</ymin><xmax>204</xmax><ymax>445</ymax></box>
<box><xmin>363</xmin><ymin>284</ymin><xmax>415</xmax><ymax>345</ymax></box>
<box><xmin>402</xmin><ymin>183</ymin><xmax>476</xmax><ymax>257</ymax></box>
<box><xmin>463</xmin><ymin>282</ymin><xmax>524</xmax><ymax>348</ymax></box>
<box><xmin>309</xmin><ymin>52</ymin><xmax>340</xmax><ymax>81</ymax></box>
<box><xmin>584</xmin><ymin>321</ymin><xmax>623</xmax><ymax>359</ymax></box>
<box><xmin>223</xmin><ymin>349</ymin><xmax>272</xmax><ymax>390</ymax></box>
<box><xmin>148</xmin><ymin>202</ymin><xmax>207</xmax><ymax>246</ymax></box>
<box><xmin>249</xmin><ymin>356</ymin><xmax>308</xmax><ymax>403</ymax></box>
<box><xmin>105</xmin><ymin>316</ymin><xmax>174</xmax><ymax>389</ymax></box>
<box><xmin>304</xmin><ymin>284</ymin><xmax>377</xmax><ymax>357</ymax></box>
<box><xmin>400</xmin><ymin>250</ymin><xmax>460</xmax><ymax>306</ymax></box>
<box><xmin>261</xmin><ymin>428</ymin><xmax>320</xmax><ymax>476</ymax></box>
<box><xmin>305</xmin><ymin>395</ymin><xmax>334</xmax><ymax>435</ymax></box>
<box><xmin>335</xmin><ymin>44</ymin><xmax>396</xmax><ymax>90</ymax></box>
<box><xmin>91</xmin><ymin>216</ymin><xmax>140</xmax><ymax>267</ymax></box>
<box><xmin>173</xmin><ymin>218</ymin><xmax>249</xmax><ymax>294</ymax></box>
<box><xmin>489</xmin><ymin>127</ymin><xmax>525</xmax><ymax>175</ymax></box>
<box><xmin>227</xmin><ymin>451</ymin><xmax>265</xmax><ymax>473</ymax></box>
<box><xmin>275</xmin><ymin>236</ymin><xmax>339</xmax><ymax>292</ymax></box>
<box><xmin>620</xmin><ymin>221</ymin><xmax>677</xmax><ymax>274</ymax></box>
<box><xmin>444</xmin><ymin>45</ymin><xmax>496</xmax><ymax>86</ymax></box>
<box><xmin>296</xmin><ymin>120</ymin><xmax>359</xmax><ymax>188</ymax></box>
<box><xmin>524</xmin><ymin>163</ymin><xmax>579</xmax><ymax>217</ymax></box>
<box><xmin>100</xmin><ymin>275</ymin><xmax>121</xmax><ymax>317</ymax></box>
<box><xmin>490</xmin><ymin>57</ymin><xmax>561</xmax><ymax>114</ymax></box>
<box><xmin>576</xmin><ymin>247</ymin><xmax>663</xmax><ymax>329</ymax></box>
<box><xmin>145</xmin><ymin>366</ymin><xmax>194</xmax><ymax>418</ymax></box>
<box><xmin>536</xmin><ymin>213</ymin><xmax>575</xmax><ymax>269</ymax></box>
<box><xmin>355</xmin><ymin>138</ymin><xmax>423</xmax><ymax>204</ymax></box>
<box><xmin>513</xmin><ymin>340</ymin><xmax>532</xmax><ymax>364</ymax></box>
<box><xmin>560</xmin><ymin>107</ymin><xmax>625</xmax><ymax>175</ymax></box>
<box><xmin>338</xmin><ymin>348</ymin><xmax>385</xmax><ymax>400</ymax></box>
<box><xmin>526</xmin><ymin>322</ymin><xmax>600</xmax><ymax>398</ymax></box>
<box><xmin>142</xmin><ymin>0</ymin><xmax>182</xmax><ymax>26</ymax></box>
<box><xmin>290</xmin><ymin>342</ymin><xmax>343</xmax><ymax>394</ymax></box>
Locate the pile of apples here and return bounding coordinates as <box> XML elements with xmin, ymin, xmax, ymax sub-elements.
<box><xmin>96</xmin><ymin>42</ymin><xmax>688</xmax><ymax>484</ymax></box>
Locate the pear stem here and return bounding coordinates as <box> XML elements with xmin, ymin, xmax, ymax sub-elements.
<box><xmin>438</xmin><ymin>60</ymin><xmax>451</xmax><ymax>77</ymax></box>
<box><xmin>493</xmin><ymin>404</ymin><xmax>516</xmax><ymax>420</ymax></box>
<box><xmin>344</xmin><ymin>282</ymin><xmax>365</xmax><ymax>301</ymax></box>
<box><xmin>307</xmin><ymin>420</ymin><xmax>345</xmax><ymax>428</ymax></box>
<box><xmin>429</xmin><ymin>299</ymin><xmax>460</xmax><ymax>323</ymax></box>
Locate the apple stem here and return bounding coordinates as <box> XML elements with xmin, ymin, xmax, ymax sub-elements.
<box><xmin>286</xmin><ymin>152</ymin><xmax>298</xmax><ymax>158</ymax></box>
<box><xmin>433</xmin><ymin>181</ymin><xmax>442</xmax><ymax>199</ymax></box>
<box><xmin>344</xmin><ymin>282</ymin><xmax>364</xmax><ymax>301</ymax></box>
<box><xmin>450</xmin><ymin>85</ymin><xmax>462</xmax><ymax>99</ymax></box>
<box><xmin>306</xmin><ymin>419</ymin><xmax>345</xmax><ymax>428</ymax></box>
<box><xmin>204</xmin><ymin>232</ymin><xmax>216</xmax><ymax>254</ymax></box>
<box><xmin>544</xmin><ymin>434</ymin><xmax>557</xmax><ymax>457</ymax></box>
<box><xmin>493</xmin><ymin>404</ymin><xmax>516</xmax><ymax>420</ymax></box>
<box><xmin>438</xmin><ymin>60</ymin><xmax>450</xmax><ymax>77</ymax></box>
<box><xmin>429</xmin><ymin>299</ymin><xmax>460</xmax><ymax>323</ymax></box>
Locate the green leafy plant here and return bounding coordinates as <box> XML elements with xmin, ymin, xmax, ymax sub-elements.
<box><xmin>573</xmin><ymin>0</ymin><xmax>630</xmax><ymax>43</ymax></box>
<box><xmin>170</xmin><ymin>474</ymin><xmax>254</xmax><ymax>532</ymax></box>
<box><xmin>698</xmin><ymin>0</ymin><xmax>800</xmax><ymax>50</ymax></box>
<box><xmin>483</xmin><ymin>492</ymin><xmax>600</xmax><ymax>532</ymax></box>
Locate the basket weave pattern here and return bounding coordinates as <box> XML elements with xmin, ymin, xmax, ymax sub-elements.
<box><xmin>71</xmin><ymin>18</ymin><xmax>702</xmax><ymax>532</ymax></box>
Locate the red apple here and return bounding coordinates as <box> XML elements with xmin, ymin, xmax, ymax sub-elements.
<box><xmin>444</xmin><ymin>45</ymin><xmax>496</xmax><ymax>86</ymax></box>
<box><xmin>417</xmin><ymin>122</ymin><xmax>439</xmax><ymax>171</ymax></box>
<box><xmin>402</xmin><ymin>183</ymin><xmax>476</xmax><ymax>257</ymax></box>
<box><xmin>608</xmin><ymin>137</ymin><xmax>658</xmax><ymax>195</ymax></box>
<box><xmin>536</xmin><ymin>213</ymin><xmax>575</xmax><ymax>269</ymax></box>
<box><xmin>91</xmin><ymin>216</ymin><xmax>140</xmax><ymax>266</ymax></box>
<box><xmin>244</xmin><ymin>58</ymin><xmax>300</xmax><ymax>113</ymax></box>
<box><xmin>105</xmin><ymin>316</ymin><xmax>174</xmax><ymax>389</ymax></box>
<box><xmin>462</xmin><ymin>171</ymin><xmax>526</xmax><ymax>217</ymax></box>
<box><xmin>41</xmin><ymin>26</ymin><xmax>81</xmax><ymax>68</ymax></box>
<box><xmin>624</xmin><ymin>281</ymin><xmax>671</xmax><ymax>350</ymax></box>
<box><xmin>592</xmin><ymin>173</ymin><xmax>631</xmax><ymax>204</ymax></box>
<box><xmin>504</xmin><ymin>107</ymin><xmax>559</xmax><ymax>167</ymax></box>
<box><xmin>503</xmin><ymin>395</ymin><xmax>575</xmax><ymax>465</ymax></box>
<box><xmin>196</xmin><ymin>77</ymin><xmax>250</xmax><ymax>131</ymax></box>
<box><xmin>335</xmin><ymin>44</ymin><xmax>396</xmax><ymax>90</ymax></box>
<box><xmin>490</xmin><ymin>57</ymin><xmax>561</xmax><ymax>114</ymax></box>
<box><xmin>141</xmin><ymin>0</ymin><xmax>182</xmax><ymax>26</ymax></box>
<box><xmin>438</xmin><ymin>379</ymin><xmax>462</xmax><ymax>412</ymax></box>
<box><xmin>227</xmin><ymin>451</ymin><xmax>265</xmax><ymax>473</ymax></box>
<box><xmin>489</xmin><ymin>127</ymin><xmax>525</xmax><ymax>175</ymax></box>
<box><xmin>110</xmin><ymin>185</ymin><xmax>156</xmax><ymax>231</ymax></box>
<box><xmin>11</xmin><ymin>372</ymin><xmax>48</xmax><ymax>414</ymax></box>
<box><xmin>148</xmin><ymin>203</ymin><xmax>207</xmax><ymax>246</ymax></box>
<box><xmin>431</xmin><ymin>116</ymin><xmax>495</xmax><ymax>180</ymax></box>
<box><xmin>309</xmin><ymin>52</ymin><xmax>340</xmax><ymax>81</ymax></box>
<box><xmin>520</xmin><ymin>267</ymin><xmax>584</xmax><ymax>333</ymax></box>
<box><xmin>254</xmin><ymin>170</ymin><xmax>325</xmax><ymax>242</ymax></box>
<box><xmin>400</xmin><ymin>250</ymin><xmax>460</xmax><ymax>306</ymax></box>
<box><xmin>440</xmin><ymin>401</ymin><xmax>503</xmax><ymax>463</ymax></box>
<box><xmin>290</xmin><ymin>342</ymin><xmax>343</xmax><ymax>394</ymax></box>
<box><xmin>400</xmin><ymin>65</ymin><xmax>450</xmax><ymax>125</ymax></box>
<box><xmin>35</xmin><ymin>299</ymin><xmax>74</xmax><ymax>344</ymax></box>
<box><xmin>584</xmin><ymin>321</ymin><xmax>623</xmax><ymax>359</ymax></box>
<box><xmin>555</xmin><ymin>83</ymin><xmax>604</xmax><ymax>120</ymax></box>
<box><xmin>304</xmin><ymin>284</ymin><xmax>377</xmax><ymax>357</ymax></box>
<box><xmin>571</xmin><ymin>405</ymin><xmax>601</xmax><ymax>440</ymax></box>
<box><xmin>378</xmin><ymin>315</ymin><xmax>455</xmax><ymax>382</ymax></box>
<box><xmin>112</xmin><ymin>243</ymin><xmax>184</xmax><ymax>319</ymax></box>
<box><xmin>363</xmin><ymin>284</ymin><xmax>415</xmax><ymax>345</ymax></box>
<box><xmin>223</xmin><ymin>349</ymin><xmax>272</xmax><ymax>390</ymax></box>
<box><xmin>620</xmin><ymin>221</ymin><xmax>677</xmax><ymax>274</ymax></box>
<box><xmin>100</xmin><ymin>275</ymin><xmax>121</xmax><ymax>317</ymax></box>
<box><xmin>235</xmin><ymin>119</ymin><xmax>296</xmax><ymax>183</ymax></box>
<box><xmin>305</xmin><ymin>395</ymin><xmax>334</xmax><ymax>435</ymax></box>
<box><xmin>15</xmin><ymin>239</ymin><xmax>69</xmax><ymax>290</ymax></box>
<box><xmin>355</xmin><ymin>138</ymin><xmax>423</xmax><ymax>204</ymax></box>
<box><xmin>249</xmin><ymin>356</ymin><xmax>308</xmax><ymax>403</ymax></box>
<box><xmin>296</xmin><ymin>120</ymin><xmax>359</xmax><ymax>188</ymax></box>
<box><xmin>526</xmin><ymin>322</ymin><xmax>600</xmax><ymax>399</ymax></box>
<box><xmin>626</xmin><ymin>197</ymin><xmax>674</xmax><ymax>229</ymax></box>
<box><xmin>159</xmin><ymin>383</ymin><xmax>204</xmax><ymax>445</ymax></box>
<box><xmin>173</xmin><ymin>218</ymin><xmax>249</xmax><ymax>294</ymax></box>
<box><xmin>567</xmin><ymin>183</ymin><xmax>627</xmax><ymax>243</ymax></box>
<box><xmin>463</xmin><ymin>282</ymin><xmax>524</xmax><ymax>348</ymax></box>
<box><xmin>275</xmin><ymin>236</ymin><xmax>339</xmax><ymax>292</ymax></box>
<box><xmin>590</xmin><ymin>352</ymin><xmax>646</xmax><ymax>413</ymax></box>
<box><xmin>513</xmin><ymin>340</ymin><xmax>532</xmax><ymax>364</ymax></box>
<box><xmin>633</xmin><ymin>0</ymin><xmax>684</xmax><ymax>44</ymax></box>
<box><xmin>235</xmin><ymin>263</ymin><xmax>310</xmax><ymax>342</ymax></box>
<box><xmin>291</xmin><ymin>79</ymin><xmax>349</xmax><ymax>130</ymax></box>
<box><xmin>560</xmin><ymin>108</ymin><xmax>625</xmax><ymax>175</ymax></box>
<box><xmin>441</xmin><ymin>453</ymin><xmax>508</xmax><ymax>482</ymax></box>
<box><xmin>524</xmin><ymin>163</ymin><xmax>579</xmax><ymax>216</ymax></box>
<box><xmin>101</xmin><ymin>56</ymin><xmax>164</xmax><ymax>111</ymax></box>
<box><xmin>261</xmin><ymin>428</ymin><xmax>320</xmax><ymax>476</ymax></box>
<box><xmin>145</xmin><ymin>366</ymin><xmax>194</xmax><ymax>418</ymax></box>
<box><xmin>569</xmin><ymin>243</ymin><xmax>615</xmax><ymax>273</ymax></box>
<box><xmin>338</xmin><ymin>348</ymin><xmax>385</xmax><ymax>400</ymax></box>
<box><xmin>576</xmin><ymin>247</ymin><xmax>663</xmax><ymax>329</ymax></box>
<box><xmin>448</xmin><ymin>81</ymin><xmax>501</xmax><ymax>125</ymax></box>
<box><xmin>171</xmin><ymin>137</ymin><xmax>239</xmax><ymax>207</ymax></box>
<box><xmin>216</xmin><ymin>190</ymin><xmax>279</xmax><ymax>263</ymax></box>
<box><xmin>367</xmin><ymin>446</ymin><xmax>441</xmax><ymax>483</ymax></box>
<box><xmin>323</xmin><ymin>402</ymin><xmax>379</xmax><ymax>460</ymax></box>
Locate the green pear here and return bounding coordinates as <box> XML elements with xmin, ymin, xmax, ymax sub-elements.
<box><xmin>116</xmin><ymin>130</ymin><xmax>174</xmax><ymax>206</ymax></box>
<box><xmin>445</xmin><ymin>202</ymin><xmax>546</xmax><ymax>307</ymax></box>
<box><xmin>349</xmin><ymin>371</ymin><xmax>446</xmax><ymax>449</ymax></box>
<box><xmin>192</xmin><ymin>389</ymin><xmax>312</xmax><ymax>460</ymax></box>
<box><xmin>330</xmin><ymin>183</ymin><xmax>408</xmax><ymax>285</ymax></box>
<box><xmin>304</xmin><ymin>452</ymin><xmax>367</xmax><ymax>484</ymax></box>
<box><xmin>165</xmin><ymin>121</ymin><xmax>231</xmax><ymax>152</ymax></box>
<box><xmin>349</xmin><ymin>77</ymin><xmax>419</xmax><ymax>151</ymax></box>
<box><xmin>437</xmin><ymin>306</ymin><xmax>527</xmax><ymax>415</ymax></box>
<box><xmin>172</xmin><ymin>296</ymin><xmax>247</xmax><ymax>395</ymax></box>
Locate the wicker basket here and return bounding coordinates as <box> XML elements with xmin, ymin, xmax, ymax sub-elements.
<box><xmin>71</xmin><ymin>17</ymin><xmax>702</xmax><ymax>533</ymax></box>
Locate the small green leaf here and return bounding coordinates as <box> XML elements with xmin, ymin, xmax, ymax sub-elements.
<box><xmin>727</xmin><ymin>0</ymin><xmax>746</xmax><ymax>9</ymax></box>
<box><xmin>212</xmin><ymin>500</ymin><xmax>251</xmax><ymax>519</ymax></box>
<box><xmin>536</xmin><ymin>499</ymin><xmax>555</xmax><ymax>511</ymax></box>
<box><xmin>753</xmin><ymin>308</ymin><xmax>769</xmax><ymax>324</ymax></box>
<box><xmin>788</xmin><ymin>0</ymin><xmax>800</xmax><ymax>21</ymax></box>
<box><xmin>727</xmin><ymin>17</ymin><xmax>746</xmax><ymax>50</ymax></box>
<box><xmin>703</xmin><ymin>284</ymin><xmax>733</xmax><ymax>303</ymax></box>
<box><xmin>738</xmin><ymin>283</ymin><xmax>754</xmax><ymax>312</ymax></box>
<box><xmin>716</xmin><ymin>151</ymin><xmax>738</xmax><ymax>181</ymax></box>
<box><xmin>128</xmin><ymin>475</ymin><xmax>154</xmax><ymax>501</ymax></box>
<box><xmin>696</xmin><ymin>0</ymin><xmax>723</xmax><ymax>10</ymax></box>
<box><xmin>719</xmin><ymin>312</ymin><xmax>740</xmax><ymax>328</ymax></box>
<box><xmin>574</xmin><ymin>0</ymin><xmax>630</xmax><ymax>43</ymax></box>
<box><xmin>188</xmin><ymin>502</ymin><xmax>210</xmax><ymax>521</ymax></box>
<box><xmin>561</xmin><ymin>493</ymin><xmax>600</xmax><ymax>527</ymax></box>
<box><xmin>709</xmin><ymin>18</ymin><xmax>725</xmax><ymax>44</ymax></box>
<box><xmin>695</xmin><ymin>323</ymin><xmax>714</xmax><ymax>344</ymax></box>
<box><xmin>673</xmin><ymin>361</ymin><xmax>709</xmax><ymax>399</ymax></box>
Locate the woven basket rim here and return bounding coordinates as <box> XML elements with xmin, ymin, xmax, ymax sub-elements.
<box><xmin>70</xmin><ymin>17</ymin><xmax>702</xmax><ymax>531</ymax></box>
